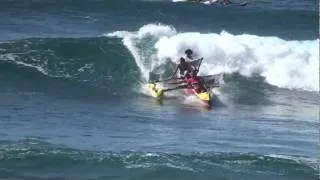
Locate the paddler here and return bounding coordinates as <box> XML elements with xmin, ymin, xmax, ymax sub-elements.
<box><xmin>162</xmin><ymin>69</ymin><xmax>208</xmax><ymax>93</ymax></box>
<box><xmin>183</xmin><ymin>49</ymin><xmax>203</xmax><ymax>71</ymax></box>
<box><xmin>171</xmin><ymin>69</ymin><xmax>205</xmax><ymax>89</ymax></box>
<box><xmin>185</xmin><ymin>69</ymin><xmax>200</xmax><ymax>84</ymax></box>
<box><xmin>185</xmin><ymin>70</ymin><xmax>208</xmax><ymax>93</ymax></box>
<box><xmin>171</xmin><ymin>57</ymin><xmax>194</xmax><ymax>79</ymax></box>
<box><xmin>172</xmin><ymin>49</ymin><xmax>203</xmax><ymax>77</ymax></box>
<box><xmin>167</xmin><ymin>49</ymin><xmax>203</xmax><ymax>82</ymax></box>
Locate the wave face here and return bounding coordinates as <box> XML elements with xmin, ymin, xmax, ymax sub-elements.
<box><xmin>0</xmin><ymin>37</ymin><xmax>141</xmax><ymax>97</ymax></box>
<box><xmin>0</xmin><ymin>139</ymin><xmax>317</xmax><ymax>180</ymax></box>
<box><xmin>106</xmin><ymin>24</ymin><xmax>319</xmax><ymax>92</ymax></box>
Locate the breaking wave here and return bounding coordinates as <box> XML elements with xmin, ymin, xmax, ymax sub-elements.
<box><xmin>106</xmin><ymin>24</ymin><xmax>319</xmax><ymax>92</ymax></box>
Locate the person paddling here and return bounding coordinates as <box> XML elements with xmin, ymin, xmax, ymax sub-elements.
<box><xmin>185</xmin><ymin>70</ymin><xmax>208</xmax><ymax>93</ymax></box>
<box><xmin>158</xmin><ymin>49</ymin><xmax>203</xmax><ymax>82</ymax></box>
<box><xmin>171</xmin><ymin>57</ymin><xmax>194</xmax><ymax>79</ymax></box>
<box><xmin>185</xmin><ymin>69</ymin><xmax>200</xmax><ymax>85</ymax></box>
<box><xmin>183</xmin><ymin>49</ymin><xmax>203</xmax><ymax>71</ymax></box>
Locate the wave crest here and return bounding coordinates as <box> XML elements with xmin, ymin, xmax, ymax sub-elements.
<box><xmin>107</xmin><ymin>23</ymin><xmax>319</xmax><ymax>92</ymax></box>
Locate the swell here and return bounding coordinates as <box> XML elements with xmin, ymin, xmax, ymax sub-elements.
<box><xmin>0</xmin><ymin>139</ymin><xmax>317</xmax><ymax>180</ymax></box>
<box><xmin>0</xmin><ymin>34</ymin><xmax>318</xmax><ymax>106</ymax></box>
<box><xmin>0</xmin><ymin>37</ymin><xmax>141</xmax><ymax>98</ymax></box>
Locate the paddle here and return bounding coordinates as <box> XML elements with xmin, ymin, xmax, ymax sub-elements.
<box><xmin>163</xmin><ymin>83</ymin><xmax>218</xmax><ymax>92</ymax></box>
<box><xmin>162</xmin><ymin>84</ymin><xmax>189</xmax><ymax>92</ymax></box>
<box><xmin>195</xmin><ymin>57</ymin><xmax>203</xmax><ymax>71</ymax></box>
<box><xmin>149</xmin><ymin>78</ymin><xmax>174</xmax><ymax>84</ymax></box>
<box><xmin>161</xmin><ymin>78</ymin><xmax>221</xmax><ymax>94</ymax></box>
<box><xmin>149</xmin><ymin>77</ymin><xmax>184</xmax><ymax>84</ymax></box>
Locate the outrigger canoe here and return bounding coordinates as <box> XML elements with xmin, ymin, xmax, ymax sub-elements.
<box><xmin>146</xmin><ymin>82</ymin><xmax>212</xmax><ymax>107</ymax></box>
<box><xmin>146</xmin><ymin>55</ymin><xmax>222</xmax><ymax>107</ymax></box>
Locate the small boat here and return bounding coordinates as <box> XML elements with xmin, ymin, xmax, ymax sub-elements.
<box><xmin>146</xmin><ymin>82</ymin><xmax>213</xmax><ymax>107</ymax></box>
<box><xmin>146</xmin><ymin>55</ymin><xmax>222</xmax><ymax>107</ymax></box>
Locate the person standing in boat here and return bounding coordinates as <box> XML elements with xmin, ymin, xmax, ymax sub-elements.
<box><xmin>184</xmin><ymin>69</ymin><xmax>208</xmax><ymax>93</ymax></box>
<box><xmin>171</xmin><ymin>57</ymin><xmax>194</xmax><ymax>79</ymax></box>
<box><xmin>183</xmin><ymin>49</ymin><xmax>203</xmax><ymax>74</ymax></box>
<box><xmin>170</xmin><ymin>49</ymin><xmax>196</xmax><ymax>79</ymax></box>
<box><xmin>171</xmin><ymin>49</ymin><xmax>203</xmax><ymax>79</ymax></box>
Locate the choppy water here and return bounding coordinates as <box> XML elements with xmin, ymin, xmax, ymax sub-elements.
<box><xmin>0</xmin><ymin>0</ymin><xmax>318</xmax><ymax>179</ymax></box>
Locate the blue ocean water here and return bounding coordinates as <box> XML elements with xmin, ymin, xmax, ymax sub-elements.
<box><xmin>0</xmin><ymin>0</ymin><xmax>318</xmax><ymax>179</ymax></box>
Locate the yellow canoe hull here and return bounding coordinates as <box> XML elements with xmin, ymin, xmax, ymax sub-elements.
<box><xmin>147</xmin><ymin>83</ymin><xmax>163</xmax><ymax>100</ymax></box>
<box><xmin>184</xmin><ymin>88</ymin><xmax>212</xmax><ymax>105</ymax></box>
<box><xmin>147</xmin><ymin>83</ymin><xmax>212</xmax><ymax>106</ymax></box>
<box><xmin>192</xmin><ymin>91</ymin><xmax>212</xmax><ymax>107</ymax></box>
<box><xmin>195</xmin><ymin>91</ymin><xmax>211</xmax><ymax>101</ymax></box>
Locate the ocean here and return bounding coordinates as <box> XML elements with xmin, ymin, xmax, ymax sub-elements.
<box><xmin>0</xmin><ymin>0</ymin><xmax>319</xmax><ymax>179</ymax></box>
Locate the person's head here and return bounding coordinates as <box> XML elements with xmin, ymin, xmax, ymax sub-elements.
<box><xmin>185</xmin><ymin>49</ymin><xmax>193</xmax><ymax>58</ymax></box>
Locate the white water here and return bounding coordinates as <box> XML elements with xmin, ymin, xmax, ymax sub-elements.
<box><xmin>105</xmin><ymin>23</ymin><xmax>319</xmax><ymax>92</ymax></box>
<box><xmin>0</xmin><ymin>53</ymin><xmax>50</xmax><ymax>76</ymax></box>
<box><xmin>106</xmin><ymin>24</ymin><xmax>176</xmax><ymax>81</ymax></box>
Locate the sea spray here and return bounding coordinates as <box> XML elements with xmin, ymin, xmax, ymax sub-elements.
<box><xmin>107</xmin><ymin>24</ymin><xmax>319</xmax><ymax>92</ymax></box>
<box><xmin>106</xmin><ymin>24</ymin><xmax>176</xmax><ymax>82</ymax></box>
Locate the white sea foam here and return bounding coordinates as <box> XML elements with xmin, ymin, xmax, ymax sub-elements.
<box><xmin>106</xmin><ymin>23</ymin><xmax>319</xmax><ymax>92</ymax></box>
